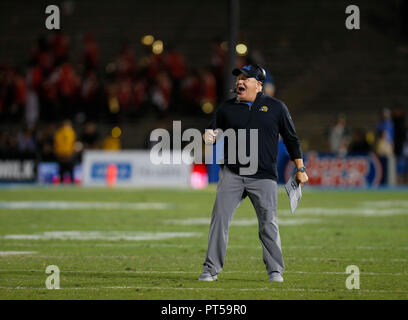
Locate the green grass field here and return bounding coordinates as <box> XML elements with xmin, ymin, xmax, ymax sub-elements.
<box><xmin>0</xmin><ymin>186</ymin><xmax>407</xmax><ymax>300</ymax></box>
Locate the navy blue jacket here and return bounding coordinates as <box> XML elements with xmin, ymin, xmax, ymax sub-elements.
<box><xmin>208</xmin><ymin>92</ymin><xmax>302</xmax><ymax>181</ymax></box>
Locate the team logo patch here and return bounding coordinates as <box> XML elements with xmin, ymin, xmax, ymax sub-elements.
<box><xmin>259</xmin><ymin>106</ymin><xmax>268</xmax><ymax>112</ymax></box>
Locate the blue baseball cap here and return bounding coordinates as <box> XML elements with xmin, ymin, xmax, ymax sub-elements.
<box><xmin>232</xmin><ymin>64</ymin><xmax>266</xmax><ymax>82</ymax></box>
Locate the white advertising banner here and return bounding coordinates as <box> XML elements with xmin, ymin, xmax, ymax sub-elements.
<box><xmin>82</xmin><ymin>150</ymin><xmax>191</xmax><ymax>187</ymax></box>
<box><xmin>0</xmin><ymin>159</ymin><xmax>36</xmax><ymax>182</ymax></box>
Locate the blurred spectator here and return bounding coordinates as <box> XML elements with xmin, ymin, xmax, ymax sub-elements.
<box><xmin>17</xmin><ymin>125</ymin><xmax>36</xmax><ymax>155</ymax></box>
<box><xmin>130</xmin><ymin>77</ymin><xmax>148</xmax><ymax>117</ymax></box>
<box><xmin>30</xmin><ymin>35</ymin><xmax>54</xmax><ymax>75</ymax></box>
<box><xmin>115</xmin><ymin>42</ymin><xmax>137</xmax><ymax>77</ymax></box>
<box><xmin>51</xmin><ymin>31</ymin><xmax>70</xmax><ymax>66</ymax></box>
<box><xmin>12</xmin><ymin>69</ymin><xmax>27</xmax><ymax>121</ymax></box>
<box><xmin>116</xmin><ymin>76</ymin><xmax>133</xmax><ymax>113</ymax></box>
<box><xmin>210</xmin><ymin>37</ymin><xmax>226</xmax><ymax>102</ymax></box>
<box><xmin>26</xmin><ymin>64</ymin><xmax>43</xmax><ymax>92</ymax></box>
<box><xmin>392</xmin><ymin>107</ymin><xmax>407</xmax><ymax>184</ymax></box>
<box><xmin>200</xmin><ymin>67</ymin><xmax>217</xmax><ymax>107</ymax></box>
<box><xmin>403</xmin><ymin>132</ymin><xmax>408</xmax><ymax>183</ymax></box>
<box><xmin>103</xmin><ymin>127</ymin><xmax>121</xmax><ymax>150</ymax></box>
<box><xmin>25</xmin><ymin>62</ymin><xmax>42</xmax><ymax>126</ymax></box>
<box><xmin>210</xmin><ymin>37</ymin><xmax>226</xmax><ymax>78</ymax></box>
<box><xmin>57</xmin><ymin>62</ymin><xmax>80</xmax><ymax>119</ymax></box>
<box><xmin>80</xmin><ymin>122</ymin><xmax>100</xmax><ymax>150</ymax></box>
<box><xmin>105</xmin><ymin>82</ymin><xmax>120</xmax><ymax>123</ymax></box>
<box><xmin>0</xmin><ymin>65</ymin><xmax>9</xmax><ymax>120</ymax></box>
<box><xmin>164</xmin><ymin>47</ymin><xmax>186</xmax><ymax>81</ymax></box>
<box><xmin>54</xmin><ymin>120</ymin><xmax>76</xmax><ymax>183</ymax></box>
<box><xmin>0</xmin><ymin>130</ymin><xmax>14</xmax><ymax>157</ymax></box>
<box><xmin>146</xmin><ymin>53</ymin><xmax>163</xmax><ymax>80</ymax></box>
<box><xmin>348</xmin><ymin>128</ymin><xmax>371</xmax><ymax>154</ymax></box>
<box><xmin>0</xmin><ymin>66</ymin><xmax>26</xmax><ymax>122</ymax></box>
<box><xmin>377</xmin><ymin>108</ymin><xmax>394</xmax><ymax>145</ymax></box>
<box><xmin>83</xmin><ymin>33</ymin><xmax>100</xmax><ymax>72</ymax></box>
<box><xmin>164</xmin><ymin>47</ymin><xmax>186</xmax><ymax>111</ymax></box>
<box><xmin>6</xmin><ymin>134</ymin><xmax>19</xmax><ymax>158</ymax></box>
<box><xmin>103</xmin><ymin>136</ymin><xmax>121</xmax><ymax>150</ymax></box>
<box><xmin>263</xmin><ymin>70</ymin><xmax>276</xmax><ymax>98</ymax></box>
<box><xmin>38</xmin><ymin>123</ymin><xmax>56</xmax><ymax>161</ymax></box>
<box><xmin>40</xmin><ymin>68</ymin><xmax>59</xmax><ymax>121</ymax></box>
<box><xmin>25</xmin><ymin>88</ymin><xmax>39</xmax><ymax>126</ymax></box>
<box><xmin>392</xmin><ymin>107</ymin><xmax>406</xmax><ymax>156</ymax></box>
<box><xmin>1</xmin><ymin>30</ymin><xmax>246</xmax><ymax>127</ymax></box>
<box><xmin>151</xmin><ymin>72</ymin><xmax>172</xmax><ymax>118</ymax></box>
<box><xmin>328</xmin><ymin>114</ymin><xmax>350</xmax><ymax>155</ymax></box>
<box><xmin>181</xmin><ymin>69</ymin><xmax>201</xmax><ymax>113</ymax></box>
<box><xmin>80</xmin><ymin>70</ymin><xmax>101</xmax><ymax>121</ymax></box>
<box><xmin>376</xmin><ymin>130</ymin><xmax>394</xmax><ymax>156</ymax></box>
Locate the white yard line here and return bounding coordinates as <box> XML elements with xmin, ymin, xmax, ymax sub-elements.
<box><xmin>1</xmin><ymin>231</ymin><xmax>202</xmax><ymax>241</ymax></box>
<box><xmin>164</xmin><ymin>218</ymin><xmax>322</xmax><ymax>226</ymax></box>
<box><xmin>285</xmin><ymin>208</ymin><xmax>408</xmax><ymax>216</ymax></box>
<box><xmin>0</xmin><ymin>251</ymin><xmax>36</xmax><ymax>256</ymax></box>
<box><xmin>0</xmin><ymin>200</ymin><xmax>406</xmax><ymax>216</ymax></box>
<box><xmin>360</xmin><ymin>200</ymin><xmax>408</xmax><ymax>207</ymax></box>
<box><xmin>0</xmin><ymin>201</ymin><xmax>173</xmax><ymax>210</ymax></box>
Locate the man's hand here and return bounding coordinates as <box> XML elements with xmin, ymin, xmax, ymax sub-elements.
<box><xmin>203</xmin><ymin>129</ymin><xmax>219</xmax><ymax>145</ymax></box>
<box><xmin>293</xmin><ymin>159</ymin><xmax>308</xmax><ymax>187</ymax></box>
<box><xmin>296</xmin><ymin>171</ymin><xmax>308</xmax><ymax>187</ymax></box>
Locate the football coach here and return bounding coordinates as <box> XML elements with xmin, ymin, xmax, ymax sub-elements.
<box><xmin>199</xmin><ymin>64</ymin><xmax>308</xmax><ymax>282</ymax></box>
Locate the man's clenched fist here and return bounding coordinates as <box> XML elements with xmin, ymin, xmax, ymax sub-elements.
<box><xmin>203</xmin><ymin>129</ymin><xmax>219</xmax><ymax>144</ymax></box>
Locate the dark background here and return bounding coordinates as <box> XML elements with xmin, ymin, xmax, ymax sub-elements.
<box><xmin>0</xmin><ymin>0</ymin><xmax>407</xmax><ymax>178</ymax></box>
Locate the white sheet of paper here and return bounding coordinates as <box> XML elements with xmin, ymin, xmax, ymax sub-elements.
<box><xmin>284</xmin><ymin>176</ymin><xmax>302</xmax><ymax>214</ymax></box>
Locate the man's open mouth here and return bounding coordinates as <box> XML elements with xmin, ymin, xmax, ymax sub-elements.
<box><xmin>237</xmin><ymin>86</ymin><xmax>246</xmax><ymax>93</ymax></box>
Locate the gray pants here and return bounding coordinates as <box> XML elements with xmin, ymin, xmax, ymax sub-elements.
<box><xmin>202</xmin><ymin>166</ymin><xmax>284</xmax><ymax>277</ymax></box>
